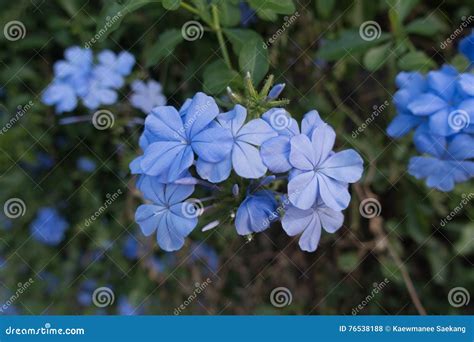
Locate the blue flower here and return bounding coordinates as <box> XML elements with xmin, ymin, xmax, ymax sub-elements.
<box><xmin>409</xmin><ymin>133</ymin><xmax>474</xmax><ymax>191</ymax></box>
<box><xmin>282</xmin><ymin>201</ymin><xmax>344</xmax><ymax>252</ymax></box>
<box><xmin>138</xmin><ymin>92</ymin><xmax>233</xmax><ymax>182</ymax></box>
<box><xmin>196</xmin><ymin>104</ymin><xmax>276</xmax><ymax>182</ymax></box>
<box><xmin>94</xmin><ymin>50</ymin><xmax>135</xmax><ymax>89</ymax></box>
<box><xmin>459</xmin><ymin>30</ymin><xmax>474</xmax><ymax>64</ymax></box>
<box><xmin>42</xmin><ymin>81</ymin><xmax>78</xmax><ymax>113</ymax></box>
<box><xmin>288</xmin><ymin>123</ymin><xmax>363</xmax><ymax>211</ymax></box>
<box><xmin>235</xmin><ymin>190</ymin><xmax>278</xmax><ymax>235</ymax></box>
<box><xmin>130</xmin><ymin>79</ymin><xmax>167</xmax><ymax>114</ymax></box>
<box><xmin>239</xmin><ymin>1</ymin><xmax>257</xmax><ymax>27</ymax></box>
<box><xmin>123</xmin><ymin>235</ymin><xmax>139</xmax><ymax>260</ymax></box>
<box><xmin>117</xmin><ymin>296</ymin><xmax>144</xmax><ymax>315</ymax></box>
<box><xmin>77</xmin><ymin>157</ymin><xmax>96</xmax><ymax>172</ymax></box>
<box><xmin>30</xmin><ymin>207</ymin><xmax>69</xmax><ymax>246</ymax></box>
<box><xmin>135</xmin><ymin>176</ymin><xmax>198</xmax><ymax>251</ymax></box>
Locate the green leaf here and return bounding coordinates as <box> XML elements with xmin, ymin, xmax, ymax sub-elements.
<box><xmin>405</xmin><ymin>15</ymin><xmax>447</xmax><ymax>36</ymax></box>
<box><xmin>387</xmin><ymin>0</ymin><xmax>420</xmax><ymax>22</ymax></box>
<box><xmin>363</xmin><ymin>43</ymin><xmax>391</xmax><ymax>71</ymax></box>
<box><xmin>145</xmin><ymin>29</ymin><xmax>183</xmax><ymax>67</ymax></box>
<box><xmin>316</xmin><ymin>30</ymin><xmax>391</xmax><ymax>61</ymax></box>
<box><xmin>223</xmin><ymin>28</ymin><xmax>262</xmax><ymax>54</ymax></box>
<box><xmin>248</xmin><ymin>0</ymin><xmax>296</xmax><ymax>21</ymax></box>
<box><xmin>316</xmin><ymin>0</ymin><xmax>335</xmax><ymax>19</ymax></box>
<box><xmin>398</xmin><ymin>51</ymin><xmax>435</xmax><ymax>71</ymax></box>
<box><xmin>96</xmin><ymin>0</ymin><xmax>160</xmax><ymax>42</ymax></box>
<box><xmin>162</xmin><ymin>0</ymin><xmax>181</xmax><ymax>10</ymax></box>
<box><xmin>203</xmin><ymin>59</ymin><xmax>241</xmax><ymax>94</ymax></box>
<box><xmin>337</xmin><ymin>252</ymin><xmax>360</xmax><ymax>273</ymax></box>
<box><xmin>217</xmin><ymin>1</ymin><xmax>241</xmax><ymax>27</ymax></box>
<box><xmin>238</xmin><ymin>38</ymin><xmax>269</xmax><ymax>84</ymax></box>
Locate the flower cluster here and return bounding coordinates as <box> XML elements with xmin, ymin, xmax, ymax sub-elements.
<box><xmin>386</xmin><ymin>35</ymin><xmax>474</xmax><ymax>192</ymax></box>
<box><xmin>131</xmin><ymin>79</ymin><xmax>363</xmax><ymax>252</ymax></box>
<box><xmin>41</xmin><ymin>46</ymin><xmax>135</xmax><ymax>113</ymax></box>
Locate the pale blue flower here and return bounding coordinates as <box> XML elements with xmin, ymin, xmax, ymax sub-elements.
<box><xmin>130</xmin><ymin>79</ymin><xmax>166</xmax><ymax>114</ymax></box>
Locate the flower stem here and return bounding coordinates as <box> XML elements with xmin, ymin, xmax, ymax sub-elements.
<box><xmin>211</xmin><ymin>4</ymin><xmax>232</xmax><ymax>69</ymax></box>
<box><xmin>180</xmin><ymin>2</ymin><xmax>200</xmax><ymax>16</ymax></box>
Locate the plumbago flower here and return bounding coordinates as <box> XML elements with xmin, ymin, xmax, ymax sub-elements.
<box><xmin>131</xmin><ymin>75</ymin><xmax>363</xmax><ymax>252</ymax></box>
<box><xmin>386</xmin><ymin>36</ymin><xmax>474</xmax><ymax>191</ymax></box>
<box><xmin>130</xmin><ymin>79</ymin><xmax>167</xmax><ymax>114</ymax></box>
<box><xmin>42</xmin><ymin>46</ymin><xmax>135</xmax><ymax>114</ymax></box>
<box><xmin>30</xmin><ymin>207</ymin><xmax>69</xmax><ymax>246</ymax></box>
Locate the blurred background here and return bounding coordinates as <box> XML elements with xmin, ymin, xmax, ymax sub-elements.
<box><xmin>0</xmin><ymin>0</ymin><xmax>472</xmax><ymax>315</ymax></box>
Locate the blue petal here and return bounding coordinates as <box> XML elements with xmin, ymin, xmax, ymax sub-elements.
<box><xmin>196</xmin><ymin>156</ymin><xmax>232</xmax><ymax>183</ymax></box>
<box><xmin>310</xmin><ymin>124</ymin><xmax>336</xmax><ymax>165</ymax></box>
<box><xmin>318</xmin><ymin>205</ymin><xmax>344</xmax><ymax>233</ymax></box>
<box><xmin>317</xmin><ymin>175</ymin><xmax>350</xmax><ymax>211</ymax></box>
<box><xmin>458</xmin><ymin>74</ymin><xmax>474</xmax><ymax>96</ymax></box>
<box><xmin>237</xmin><ymin>118</ymin><xmax>277</xmax><ymax>145</ymax></box>
<box><xmin>386</xmin><ymin>113</ymin><xmax>424</xmax><ymax>138</ymax></box>
<box><xmin>428</xmin><ymin>108</ymin><xmax>456</xmax><ymax>136</ymax></box>
<box><xmin>289</xmin><ymin>134</ymin><xmax>316</xmax><ymax>170</ymax></box>
<box><xmin>262</xmin><ymin>108</ymin><xmax>299</xmax><ymax>136</ymax></box>
<box><xmin>447</xmin><ymin>134</ymin><xmax>474</xmax><ymax>160</ymax></box>
<box><xmin>301</xmin><ymin>110</ymin><xmax>324</xmax><ymax>137</ymax></box>
<box><xmin>156</xmin><ymin>208</ymin><xmax>197</xmax><ymax>252</ymax></box>
<box><xmin>413</xmin><ymin>125</ymin><xmax>447</xmax><ymax>157</ymax></box>
<box><xmin>135</xmin><ymin>204</ymin><xmax>166</xmax><ymax>236</ymax></box>
<box><xmin>184</xmin><ymin>92</ymin><xmax>219</xmax><ymax>138</ymax></box>
<box><xmin>260</xmin><ymin>136</ymin><xmax>292</xmax><ymax>173</ymax></box>
<box><xmin>235</xmin><ymin>191</ymin><xmax>277</xmax><ymax>235</ymax></box>
<box><xmin>140</xmin><ymin>141</ymin><xmax>187</xmax><ymax>177</ymax></box>
<box><xmin>407</xmin><ymin>93</ymin><xmax>447</xmax><ymax>116</ymax></box>
<box><xmin>427</xmin><ymin>68</ymin><xmax>457</xmax><ymax>102</ymax></box>
<box><xmin>192</xmin><ymin>127</ymin><xmax>233</xmax><ymax>163</ymax></box>
<box><xmin>217</xmin><ymin>104</ymin><xmax>246</xmax><ymax>135</ymax></box>
<box><xmin>319</xmin><ymin>149</ymin><xmax>364</xmax><ymax>183</ymax></box>
<box><xmin>232</xmin><ymin>141</ymin><xmax>267</xmax><ymax>178</ymax></box>
<box><xmin>164</xmin><ymin>183</ymin><xmax>195</xmax><ymax>205</ymax></box>
<box><xmin>288</xmin><ymin>171</ymin><xmax>318</xmax><ymax>210</ymax></box>
<box><xmin>146</xmin><ymin>106</ymin><xmax>186</xmax><ymax>141</ymax></box>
